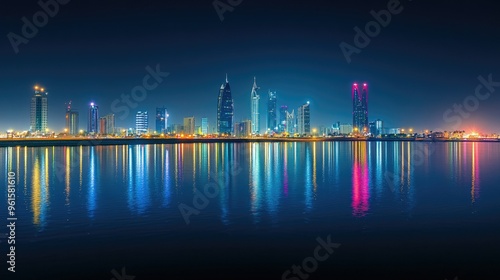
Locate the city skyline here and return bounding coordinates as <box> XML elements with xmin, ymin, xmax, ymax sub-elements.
<box><xmin>7</xmin><ymin>77</ymin><xmax>500</xmax><ymax>136</ymax></box>
<box><xmin>1</xmin><ymin>1</ymin><xmax>499</xmax><ymax>134</ymax></box>
<box><xmin>5</xmin><ymin>76</ymin><xmax>499</xmax><ymax>135</ymax></box>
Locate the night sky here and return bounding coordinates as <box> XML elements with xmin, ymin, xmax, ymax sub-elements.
<box><xmin>1</xmin><ymin>0</ymin><xmax>499</xmax><ymax>133</ymax></box>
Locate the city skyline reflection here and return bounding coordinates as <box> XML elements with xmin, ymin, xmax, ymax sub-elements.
<box><xmin>0</xmin><ymin>142</ymin><xmax>495</xmax><ymax>230</ymax></box>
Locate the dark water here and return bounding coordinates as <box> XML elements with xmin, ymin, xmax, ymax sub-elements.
<box><xmin>1</xmin><ymin>142</ymin><xmax>500</xmax><ymax>280</ymax></box>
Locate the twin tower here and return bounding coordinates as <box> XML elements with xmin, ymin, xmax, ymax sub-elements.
<box><xmin>352</xmin><ymin>83</ymin><xmax>369</xmax><ymax>133</ymax></box>
<box><xmin>216</xmin><ymin>75</ymin><xmax>260</xmax><ymax>135</ymax></box>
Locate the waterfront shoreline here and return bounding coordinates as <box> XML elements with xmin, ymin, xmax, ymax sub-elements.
<box><xmin>0</xmin><ymin>137</ymin><xmax>499</xmax><ymax>147</ymax></box>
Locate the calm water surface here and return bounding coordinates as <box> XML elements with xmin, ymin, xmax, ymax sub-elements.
<box><xmin>1</xmin><ymin>142</ymin><xmax>499</xmax><ymax>279</ymax></box>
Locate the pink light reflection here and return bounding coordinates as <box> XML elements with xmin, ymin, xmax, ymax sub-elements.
<box><xmin>352</xmin><ymin>144</ymin><xmax>370</xmax><ymax>217</ymax></box>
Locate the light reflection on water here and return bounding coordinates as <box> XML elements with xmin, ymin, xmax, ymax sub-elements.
<box><xmin>0</xmin><ymin>142</ymin><xmax>494</xmax><ymax>230</ymax></box>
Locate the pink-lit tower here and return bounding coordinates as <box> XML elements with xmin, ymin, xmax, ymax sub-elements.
<box><xmin>352</xmin><ymin>83</ymin><xmax>368</xmax><ymax>134</ymax></box>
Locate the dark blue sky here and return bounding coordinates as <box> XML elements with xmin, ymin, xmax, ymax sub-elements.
<box><xmin>1</xmin><ymin>0</ymin><xmax>499</xmax><ymax>133</ymax></box>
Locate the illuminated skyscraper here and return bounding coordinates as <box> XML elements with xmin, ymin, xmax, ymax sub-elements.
<box><xmin>217</xmin><ymin>74</ymin><xmax>234</xmax><ymax>135</ymax></box>
<box><xmin>286</xmin><ymin>110</ymin><xmax>295</xmax><ymax>134</ymax></box>
<box><xmin>155</xmin><ymin>107</ymin><xmax>168</xmax><ymax>133</ymax></box>
<box><xmin>332</xmin><ymin>122</ymin><xmax>341</xmax><ymax>135</ymax></box>
<box><xmin>267</xmin><ymin>90</ymin><xmax>277</xmax><ymax>132</ymax></box>
<box><xmin>183</xmin><ymin>116</ymin><xmax>195</xmax><ymax>135</ymax></box>
<box><xmin>250</xmin><ymin>77</ymin><xmax>260</xmax><ymax>134</ymax></box>
<box><xmin>201</xmin><ymin>118</ymin><xmax>208</xmax><ymax>135</ymax></box>
<box><xmin>352</xmin><ymin>83</ymin><xmax>368</xmax><ymax>134</ymax></box>
<box><xmin>279</xmin><ymin>105</ymin><xmax>288</xmax><ymax>133</ymax></box>
<box><xmin>369</xmin><ymin>121</ymin><xmax>377</xmax><ymax>136</ymax></box>
<box><xmin>88</xmin><ymin>102</ymin><xmax>99</xmax><ymax>134</ymax></box>
<box><xmin>99</xmin><ymin>114</ymin><xmax>115</xmax><ymax>135</ymax></box>
<box><xmin>65</xmin><ymin>101</ymin><xmax>79</xmax><ymax>135</ymax></box>
<box><xmin>30</xmin><ymin>85</ymin><xmax>48</xmax><ymax>134</ymax></box>
<box><xmin>234</xmin><ymin>120</ymin><xmax>252</xmax><ymax>137</ymax></box>
<box><xmin>340</xmin><ymin>124</ymin><xmax>353</xmax><ymax>135</ymax></box>
<box><xmin>136</xmin><ymin>111</ymin><xmax>148</xmax><ymax>135</ymax></box>
<box><xmin>297</xmin><ymin>101</ymin><xmax>311</xmax><ymax>135</ymax></box>
<box><xmin>376</xmin><ymin>119</ymin><xmax>384</xmax><ymax>136</ymax></box>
